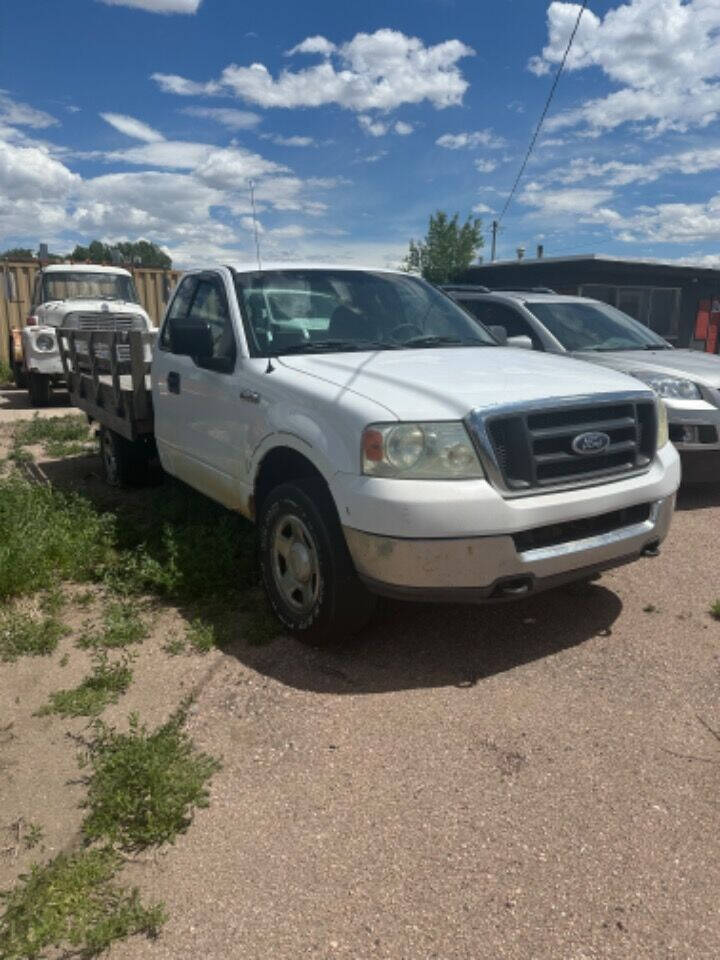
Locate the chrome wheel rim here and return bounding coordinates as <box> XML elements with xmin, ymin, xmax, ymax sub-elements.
<box><xmin>271</xmin><ymin>513</ymin><xmax>320</xmax><ymax>613</ymax></box>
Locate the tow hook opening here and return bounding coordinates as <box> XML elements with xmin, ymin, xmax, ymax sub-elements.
<box><xmin>492</xmin><ymin>576</ymin><xmax>533</xmax><ymax>598</ymax></box>
<box><xmin>641</xmin><ymin>540</ymin><xmax>660</xmax><ymax>558</ymax></box>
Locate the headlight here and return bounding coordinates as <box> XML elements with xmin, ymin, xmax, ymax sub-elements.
<box><xmin>656</xmin><ymin>397</ymin><xmax>669</xmax><ymax>448</ymax></box>
<box><xmin>631</xmin><ymin>371</ymin><xmax>701</xmax><ymax>400</ymax></box>
<box><xmin>34</xmin><ymin>332</ymin><xmax>56</xmax><ymax>352</ymax></box>
<box><xmin>362</xmin><ymin>422</ymin><xmax>485</xmax><ymax>479</ymax></box>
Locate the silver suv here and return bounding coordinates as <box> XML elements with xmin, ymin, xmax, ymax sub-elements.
<box><xmin>445</xmin><ymin>286</ymin><xmax>720</xmax><ymax>483</ymax></box>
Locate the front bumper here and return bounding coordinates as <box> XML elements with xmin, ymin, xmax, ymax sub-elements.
<box><xmin>344</xmin><ymin>493</ymin><xmax>675</xmax><ymax>602</ymax></box>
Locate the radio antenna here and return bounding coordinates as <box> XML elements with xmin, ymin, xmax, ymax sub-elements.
<box><xmin>248</xmin><ymin>179</ymin><xmax>263</xmax><ymax>272</ymax></box>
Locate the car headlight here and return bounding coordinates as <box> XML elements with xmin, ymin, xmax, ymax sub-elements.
<box><xmin>362</xmin><ymin>422</ymin><xmax>485</xmax><ymax>478</ymax></box>
<box><xmin>631</xmin><ymin>370</ymin><xmax>701</xmax><ymax>400</ymax></box>
<box><xmin>34</xmin><ymin>332</ymin><xmax>56</xmax><ymax>352</ymax></box>
<box><xmin>656</xmin><ymin>397</ymin><xmax>669</xmax><ymax>448</ymax></box>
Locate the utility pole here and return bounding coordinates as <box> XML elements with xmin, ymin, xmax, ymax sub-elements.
<box><xmin>491</xmin><ymin>220</ymin><xmax>498</xmax><ymax>262</ymax></box>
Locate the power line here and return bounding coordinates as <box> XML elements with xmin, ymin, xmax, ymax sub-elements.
<box><xmin>497</xmin><ymin>0</ymin><xmax>589</xmax><ymax>227</ymax></box>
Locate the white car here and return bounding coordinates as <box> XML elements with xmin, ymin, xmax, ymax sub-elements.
<box><xmin>141</xmin><ymin>264</ymin><xmax>680</xmax><ymax>645</ymax></box>
<box><xmin>19</xmin><ymin>264</ymin><xmax>153</xmax><ymax>406</ymax></box>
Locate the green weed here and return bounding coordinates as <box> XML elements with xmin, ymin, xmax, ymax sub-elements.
<box><xmin>23</xmin><ymin>823</ymin><xmax>44</xmax><ymax>851</ymax></box>
<box><xmin>0</xmin><ymin>847</ymin><xmax>165</xmax><ymax>960</ymax></box>
<box><xmin>77</xmin><ymin>602</ymin><xmax>148</xmax><ymax>650</ymax></box>
<box><xmin>13</xmin><ymin>414</ymin><xmax>89</xmax><ymax>448</ymax></box>
<box><xmin>162</xmin><ymin>634</ymin><xmax>186</xmax><ymax>656</ymax></box>
<box><xmin>37</xmin><ymin>655</ymin><xmax>133</xmax><ymax>718</ymax></box>
<box><xmin>0</xmin><ymin>475</ymin><xmax>114</xmax><ymax>601</ymax></box>
<box><xmin>81</xmin><ymin>708</ymin><xmax>221</xmax><ymax>851</ymax></box>
<box><xmin>186</xmin><ymin>620</ymin><xmax>216</xmax><ymax>654</ymax></box>
<box><xmin>0</xmin><ymin>610</ymin><xmax>66</xmax><ymax>662</ymax></box>
<box><xmin>39</xmin><ymin>586</ymin><xmax>65</xmax><ymax>615</ymax></box>
<box><xmin>0</xmin><ymin>362</ymin><xmax>12</xmax><ymax>386</ymax></box>
<box><xmin>44</xmin><ymin>439</ymin><xmax>95</xmax><ymax>459</ymax></box>
<box><xmin>711</xmin><ymin>599</ymin><xmax>720</xmax><ymax>621</ymax></box>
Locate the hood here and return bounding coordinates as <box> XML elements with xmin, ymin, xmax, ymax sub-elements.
<box><xmin>278</xmin><ymin>346</ymin><xmax>652</xmax><ymax>421</ymax></box>
<box><xmin>37</xmin><ymin>300</ymin><xmax>150</xmax><ymax>326</ymax></box>
<box><xmin>573</xmin><ymin>348</ymin><xmax>720</xmax><ymax>390</ymax></box>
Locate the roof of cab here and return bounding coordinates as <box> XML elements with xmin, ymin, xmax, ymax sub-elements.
<box><xmin>41</xmin><ymin>264</ymin><xmax>132</xmax><ymax>276</ymax></box>
<box><xmin>222</xmin><ymin>261</ymin><xmax>408</xmax><ymax>276</ymax></box>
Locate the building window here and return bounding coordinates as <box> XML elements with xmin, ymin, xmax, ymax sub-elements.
<box><xmin>579</xmin><ymin>284</ymin><xmax>680</xmax><ymax>340</ymax></box>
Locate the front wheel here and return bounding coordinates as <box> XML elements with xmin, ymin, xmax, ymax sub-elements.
<box><xmin>258</xmin><ymin>478</ymin><xmax>376</xmax><ymax>647</ymax></box>
<box><xmin>99</xmin><ymin>426</ymin><xmax>152</xmax><ymax>487</ymax></box>
<box><xmin>28</xmin><ymin>372</ymin><xmax>51</xmax><ymax>406</ymax></box>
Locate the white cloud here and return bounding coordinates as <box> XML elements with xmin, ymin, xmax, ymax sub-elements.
<box><xmin>358</xmin><ymin>115</ymin><xmax>388</xmax><ymax>137</ymax></box>
<box><xmin>531</xmin><ymin>0</ymin><xmax>720</xmax><ymax>135</ymax></box>
<box><xmin>98</xmin><ymin>0</ymin><xmax>202</xmax><ymax>12</ymax></box>
<box><xmin>153</xmin><ymin>29</ymin><xmax>474</xmax><ymax>112</ymax></box>
<box><xmin>519</xmin><ymin>182</ymin><xmax>617</xmax><ymax>220</ymax></box>
<box><xmin>0</xmin><ymin>91</ymin><xmax>58</xmax><ymax>129</ymax></box>
<box><xmin>260</xmin><ymin>133</ymin><xmax>317</xmax><ymax>147</ymax></box>
<box><xmin>611</xmin><ymin>195</ymin><xmax>720</xmax><ymax>244</ymax></box>
<box><xmin>541</xmin><ymin>145</ymin><xmax>720</xmax><ymax>187</ymax></box>
<box><xmin>436</xmin><ymin>129</ymin><xmax>505</xmax><ymax>150</ymax></box>
<box><xmin>101</xmin><ymin>112</ymin><xmax>165</xmax><ymax>142</ymax></box>
<box><xmin>473</xmin><ymin>203</ymin><xmax>493</xmax><ymax>214</ymax></box>
<box><xmin>286</xmin><ymin>36</ymin><xmax>336</xmax><ymax>57</ymax></box>
<box><xmin>394</xmin><ymin>121</ymin><xmax>413</xmax><ymax>135</ymax></box>
<box><xmin>474</xmin><ymin>159</ymin><xmax>497</xmax><ymax>173</ymax></box>
<box><xmin>181</xmin><ymin>107</ymin><xmax>261</xmax><ymax>130</ymax></box>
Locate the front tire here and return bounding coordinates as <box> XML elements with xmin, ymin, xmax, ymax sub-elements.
<box><xmin>99</xmin><ymin>426</ymin><xmax>151</xmax><ymax>487</ymax></box>
<box><xmin>28</xmin><ymin>372</ymin><xmax>51</xmax><ymax>406</ymax></box>
<box><xmin>258</xmin><ymin>478</ymin><xmax>376</xmax><ymax>647</ymax></box>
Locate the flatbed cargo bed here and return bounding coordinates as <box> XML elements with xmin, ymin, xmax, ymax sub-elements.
<box><xmin>57</xmin><ymin>329</ymin><xmax>156</xmax><ymax>441</ymax></box>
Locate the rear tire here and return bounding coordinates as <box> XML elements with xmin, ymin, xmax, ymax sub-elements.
<box><xmin>12</xmin><ymin>362</ymin><xmax>27</xmax><ymax>389</ymax></box>
<box><xmin>28</xmin><ymin>372</ymin><xmax>51</xmax><ymax>406</ymax></box>
<box><xmin>258</xmin><ymin>477</ymin><xmax>376</xmax><ymax>647</ymax></box>
<box><xmin>99</xmin><ymin>426</ymin><xmax>151</xmax><ymax>487</ymax></box>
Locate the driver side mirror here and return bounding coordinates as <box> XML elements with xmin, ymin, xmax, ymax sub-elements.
<box><xmin>488</xmin><ymin>324</ymin><xmax>508</xmax><ymax>345</ymax></box>
<box><xmin>169</xmin><ymin>320</ymin><xmax>214</xmax><ymax>360</ymax></box>
<box><xmin>507</xmin><ymin>335</ymin><xmax>534</xmax><ymax>351</ymax></box>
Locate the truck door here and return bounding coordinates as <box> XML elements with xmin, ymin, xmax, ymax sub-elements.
<box><xmin>152</xmin><ymin>272</ymin><xmax>244</xmax><ymax>510</ymax></box>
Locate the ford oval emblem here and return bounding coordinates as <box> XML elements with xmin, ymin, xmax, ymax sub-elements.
<box><xmin>572</xmin><ymin>431</ymin><xmax>611</xmax><ymax>455</ymax></box>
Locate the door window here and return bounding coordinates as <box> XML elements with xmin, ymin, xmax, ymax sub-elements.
<box><xmin>185</xmin><ymin>279</ymin><xmax>236</xmax><ymax>369</ymax></box>
<box><xmin>160</xmin><ymin>276</ymin><xmax>197</xmax><ymax>350</ymax></box>
<box><xmin>461</xmin><ymin>300</ymin><xmax>543</xmax><ymax>348</ymax></box>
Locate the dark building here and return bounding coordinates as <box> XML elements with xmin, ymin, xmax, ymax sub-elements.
<box><xmin>462</xmin><ymin>255</ymin><xmax>720</xmax><ymax>353</ymax></box>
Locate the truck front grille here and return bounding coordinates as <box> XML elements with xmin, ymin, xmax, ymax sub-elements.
<box><xmin>76</xmin><ymin>315</ymin><xmax>136</xmax><ymax>331</ymax></box>
<box><xmin>472</xmin><ymin>395</ymin><xmax>657</xmax><ymax>494</ymax></box>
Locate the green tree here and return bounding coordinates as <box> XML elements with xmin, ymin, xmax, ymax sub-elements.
<box><xmin>0</xmin><ymin>248</ymin><xmax>34</xmax><ymax>260</ymax></box>
<box><xmin>68</xmin><ymin>240</ymin><xmax>171</xmax><ymax>269</ymax></box>
<box><xmin>402</xmin><ymin>211</ymin><xmax>483</xmax><ymax>284</ymax></box>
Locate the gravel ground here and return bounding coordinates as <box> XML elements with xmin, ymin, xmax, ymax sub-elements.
<box><xmin>1</xmin><ymin>388</ymin><xmax>719</xmax><ymax>960</ymax></box>
<box><xmin>108</xmin><ymin>485</ymin><xmax>720</xmax><ymax>960</ymax></box>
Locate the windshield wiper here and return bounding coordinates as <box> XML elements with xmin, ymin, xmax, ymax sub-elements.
<box><xmin>401</xmin><ymin>335</ymin><xmax>493</xmax><ymax>348</ymax></box>
<box><xmin>277</xmin><ymin>339</ymin><xmax>396</xmax><ymax>355</ymax></box>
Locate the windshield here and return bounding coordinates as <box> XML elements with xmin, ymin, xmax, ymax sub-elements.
<box><xmin>527</xmin><ymin>300</ymin><xmax>671</xmax><ymax>352</ymax></box>
<box><xmin>41</xmin><ymin>272</ymin><xmax>139</xmax><ymax>304</ymax></box>
<box><xmin>234</xmin><ymin>269</ymin><xmax>497</xmax><ymax>355</ymax></box>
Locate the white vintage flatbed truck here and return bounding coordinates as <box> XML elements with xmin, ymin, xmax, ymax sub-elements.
<box><xmin>58</xmin><ymin>264</ymin><xmax>681</xmax><ymax>645</ymax></box>
<box><xmin>15</xmin><ymin>263</ymin><xmax>153</xmax><ymax>406</ymax></box>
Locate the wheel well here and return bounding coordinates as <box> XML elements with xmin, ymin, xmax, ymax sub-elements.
<box><xmin>253</xmin><ymin>447</ymin><xmax>327</xmax><ymax>515</ymax></box>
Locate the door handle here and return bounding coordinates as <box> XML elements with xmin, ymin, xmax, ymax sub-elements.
<box><xmin>240</xmin><ymin>389</ymin><xmax>260</xmax><ymax>404</ymax></box>
<box><xmin>167</xmin><ymin>371</ymin><xmax>180</xmax><ymax>394</ymax></box>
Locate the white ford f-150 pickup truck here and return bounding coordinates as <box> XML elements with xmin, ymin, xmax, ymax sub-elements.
<box><xmin>61</xmin><ymin>264</ymin><xmax>681</xmax><ymax>645</ymax></box>
<box><xmin>16</xmin><ymin>263</ymin><xmax>153</xmax><ymax>406</ymax></box>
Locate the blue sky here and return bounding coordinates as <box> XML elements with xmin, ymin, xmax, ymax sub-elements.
<box><xmin>1</xmin><ymin>0</ymin><xmax>719</xmax><ymax>268</ymax></box>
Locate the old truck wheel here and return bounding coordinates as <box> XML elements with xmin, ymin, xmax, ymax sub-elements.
<box><xmin>99</xmin><ymin>427</ymin><xmax>151</xmax><ymax>487</ymax></box>
<box><xmin>258</xmin><ymin>477</ymin><xmax>376</xmax><ymax>647</ymax></box>
<box><xmin>28</xmin><ymin>373</ymin><xmax>51</xmax><ymax>406</ymax></box>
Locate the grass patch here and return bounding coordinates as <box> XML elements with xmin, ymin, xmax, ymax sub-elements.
<box><xmin>162</xmin><ymin>633</ymin><xmax>186</xmax><ymax>656</ymax></box>
<box><xmin>13</xmin><ymin>414</ymin><xmax>89</xmax><ymax>448</ymax></box>
<box><xmin>81</xmin><ymin>708</ymin><xmax>221</xmax><ymax>851</ymax></box>
<box><xmin>711</xmin><ymin>599</ymin><xmax>720</xmax><ymax>621</ymax></box>
<box><xmin>78</xmin><ymin>602</ymin><xmax>148</xmax><ymax>650</ymax></box>
<box><xmin>0</xmin><ymin>847</ymin><xmax>165</xmax><ymax>960</ymax></box>
<box><xmin>23</xmin><ymin>823</ymin><xmax>44</xmax><ymax>851</ymax></box>
<box><xmin>44</xmin><ymin>439</ymin><xmax>95</xmax><ymax>459</ymax></box>
<box><xmin>0</xmin><ymin>362</ymin><xmax>12</xmax><ymax>386</ymax></box>
<box><xmin>0</xmin><ymin>475</ymin><xmax>114</xmax><ymax>602</ymax></box>
<box><xmin>186</xmin><ymin>620</ymin><xmax>216</xmax><ymax>654</ymax></box>
<box><xmin>0</xmin><ymin>610</ymin><xmax>67</xmax><ymax>662</ymax></box>
<box><xmin>37</xmin><ymin>655</ymin><xmax>133</xmax><ymax>718</ymax></box>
